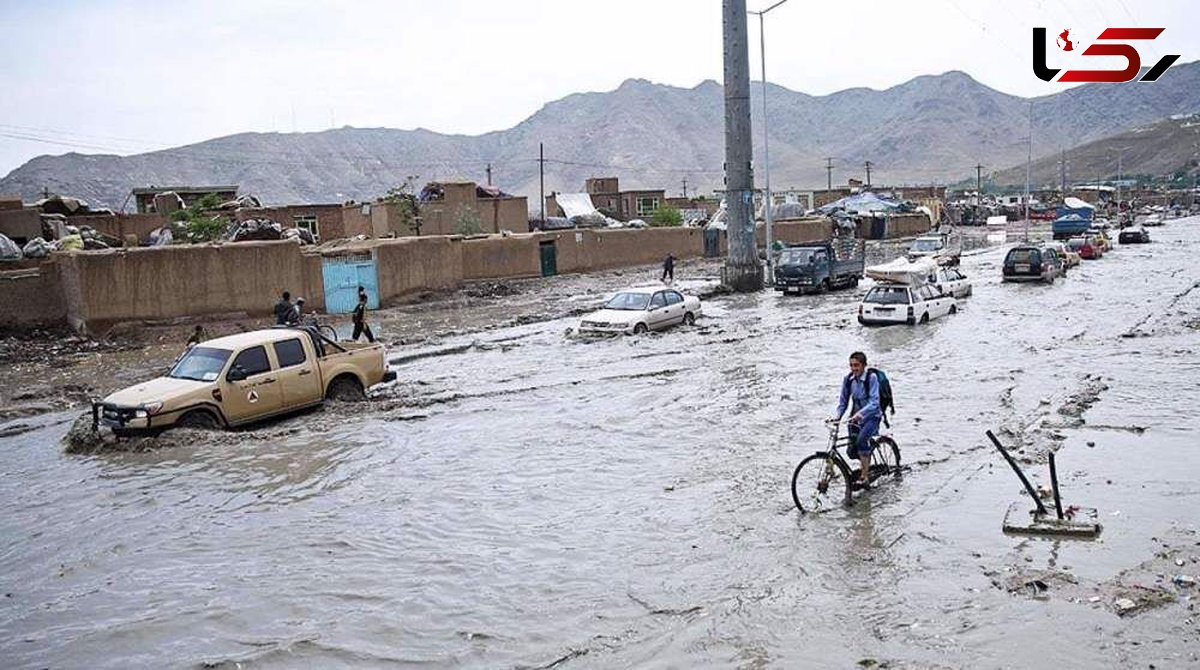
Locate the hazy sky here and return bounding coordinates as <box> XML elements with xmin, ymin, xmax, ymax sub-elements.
<box><xmin>1</xmin><ymin>0</ymin><xmax>1197</xmax><ymax>176</ymax></box>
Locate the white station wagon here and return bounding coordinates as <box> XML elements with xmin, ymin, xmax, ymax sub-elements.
<box><xmin>578</xmin><ymin>287</ymin><xmax>702</xmax><ymax>335</ymax></box>
<box><xmin>930</xmin><ymin>267</ymin><xmax>973</xmax><ymax>298</ymax></box>
<box><xmin>858</xmin><ymin>283</ymin><xmax>957</xmax><ymax>325</ymax></box>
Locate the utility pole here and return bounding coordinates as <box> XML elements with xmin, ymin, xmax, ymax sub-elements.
<box><xmin>749</xmin><ymin>0</ymin><xmax>790</xmax><ymax>285</ymax></box>
<box><xmin>538</xmin><ymin>143</ymin><xmax>545</xmax><ymax>226</ymax></box>
<box><xmin>486</xmin><ymin>163</ymin><xmax>492</xmax><ymax>186</ymax></box>
<box><xmin>1060</xmin><ymin>149</ymin><xmax>1067</xmax><ymax>194</ymax></box>
<box><xmin>721</xmin><ymin>0</ymin><xmax>762</xmax><ymax>291</ymax></box>
<box><xmin>975</xmin><ymin>164</ymin><xmax>984</xmax><ymax>195</ymax></box>
<box><xmin>1024</xmin><ymin>101</ymin><xmax>1033</xmax><ymax>241</ymax></box>
<box><xmin>825</xmin><ymin>157</ymin><xmax>833</xmax><ymax>191</ymax></box>
<box><xmin>1116</xmin><ymin>151</ymin><xmax>1123</xmax><ymax>214</ymax></box>
<box><xmin>864</xmin><ymin>161</ymin><xmax>873</xmax><ymax>188</ymax></box>
<box><xmin>682</xmin><ymin>178</ymin><xmax>689</xmax><ymax>199</ymax></box>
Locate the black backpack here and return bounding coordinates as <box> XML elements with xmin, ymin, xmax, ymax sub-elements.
<box><xmin>846</xmin><ymin>367</ymin><xmax>895</xmax><ymax>427</ymax></box>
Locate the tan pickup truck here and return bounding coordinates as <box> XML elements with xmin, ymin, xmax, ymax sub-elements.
<box><xmin>92</xmin><ymin>326</ymin><xmax>395</xmax><ymax>435</ymax></box>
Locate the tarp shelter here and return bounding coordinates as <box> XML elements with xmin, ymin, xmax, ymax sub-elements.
<box><xmin>1057</xmin><ymin>197</ymin><xmax>1095</xmax><ymax>222</ymax></box>
<box><xmin>818</xmin><ymin>192</ymin><xmax>900</xmax><ymax>215</ymax></box>
<box><xmin>555</xmin><ymin>193</ymin><xmax>599</xmax><ymax>219</ymax></box>
<box><xmin>865</xmin><ymin>257</ymin><xmax>937</xmax><ymax>286</ymax></box>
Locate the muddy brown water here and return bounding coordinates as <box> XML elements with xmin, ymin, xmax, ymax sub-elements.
<box><xmin>2</xmin><ymin>221</ymin><xmax>1199</xmax><ymax>668</ymax></box>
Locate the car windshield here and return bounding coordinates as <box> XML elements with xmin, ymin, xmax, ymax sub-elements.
<box><xmin>911</xmin><ymin>238</ymin><xmax>943</xmax><ymax>252</ymax></box>
<box><xmin>778</xmin><ymin>248</ymin><xmax>816</xmax><ymax>265</ymax></box>
<box><xmin>1007</xmin><ymin>248</ymin><xmax>1039</xmax><ymax>263</ymax></box>
<box><xmin>604</xmin><ymin>292</ymin><xmax>650</xmax><ymax>311</ymax></box>
<box><xmin>863</xmin><ymin>286</ymin><xmax>910</xmax><ymax>305</ymax></box>
<box><xmin>168</xmin><ymin>346</ymin><xmax>232</xmax><ymax>382</ymax></box>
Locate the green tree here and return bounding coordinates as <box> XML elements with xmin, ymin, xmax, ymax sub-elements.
<box><xmin>452</xmin><ymin>205</ymin><xmax>484</xmax><ymax>236</ymax></box>
<box><xmin>169</xmin><ymin>193</ymin><xmax>227</xmax><ymax>243</ymax></box>
<box><xmin>383</xmin><ymin>177</ymin><xmax>421</xmax><ymax>235</ymax></box>
<box><xmin>650</xmin><ymin>206</ymin><xmax>683</xmax><ymax>227</ymax></box>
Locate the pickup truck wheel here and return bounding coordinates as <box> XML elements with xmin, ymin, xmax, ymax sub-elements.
<box><xmin>633</xmin><ymin>323</ymin><xmax>648</xmax><ymax>335</ymax></box>
<box><xmin>178</xmin><ymin>410</ymin><xmax>220</xmax><ymax>430</ymax></box>
<box><xmin>682</xmin><ymin>312</ymin><xmax>695</xmax><ymax>326</ymax></box>
<box><xmin>949</xmin><ymin>304</ymin><xmax>958</xmax><ymax>315</ymax></box>
<box><xmin>819</xmin><ymin>279</ymin><xmax>831</xmax><ymax>293</ymax></box>
<box><xmin>326</xmin><ymin>375</ymin><xmax>365</xmax><ymax>402</ymax></box>
<box><xmin>919</xmin><ymin>312</ymin><xmax>930</xmax><ymax>324</ymax></box>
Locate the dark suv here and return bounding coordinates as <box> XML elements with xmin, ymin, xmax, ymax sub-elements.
<box><xmin>1002</xmin><ymin>245</ymin><xmax>1062</xmax><ymax>284</ymax></box>
<box><xmin>1118</xmin><ymin>226</ymin><xmax>1150</xmax><ymax>244</ymax></box>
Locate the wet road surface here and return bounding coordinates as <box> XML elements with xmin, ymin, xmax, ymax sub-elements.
<box><xmin>2</xmin><ymin>220</ymin><xmax>1199</xmax><ymax>668</ymax></box>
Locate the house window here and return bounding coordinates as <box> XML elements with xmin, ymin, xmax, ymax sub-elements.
<box><xmin>294</xmin><ymin>214</ymin><xmax>319</xmax><ymax>240</ymax></box>
<box><xmin>636</xmin><ymin>197</ymin><xmax>659</xmax><ymax>216</ymax></box>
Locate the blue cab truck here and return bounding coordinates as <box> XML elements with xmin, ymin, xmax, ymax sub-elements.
<box><xmin>773</xmin><ymin>238</ymin><xmax>866</xmax><ymax>294</ymax></box>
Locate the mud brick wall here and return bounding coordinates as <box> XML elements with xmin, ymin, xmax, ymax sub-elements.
<box><xmin>372</xmin><ymin>236</ymin><xmax>463</xmax><ymax>300</ymax></box>
<box><xmin>887</xmin><ymin>213</ymin><xmax>933</xmax><ymax>238</ymax></box>
<box><xmin>0</xmin><ymin>264</ymin><xmax>66</xmax><ymax>329</ymax></box>
<box><xmin>67</xmin><ymin>213</ymin><xmax>169</xmax><ymax>244</ymax></box>
<box><xmin>763</xmin><ymin>219</ymin><xmax>829</xmax><ymax>245</ymax></box>
<box><xmin>461</xmin><ymin>235</ymin><xmax>540</xmax><ymax>280</ymax></box>
<box><xmin>0</xmin><ymin>207</ymin><xmax>43</xmax><ymax>244</ymax></box>
<box><xmin>56</xmin><ymin>241</ymin><xmax>317</xmax><ymax>330</ymax></box>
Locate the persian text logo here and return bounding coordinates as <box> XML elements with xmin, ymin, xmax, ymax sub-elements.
<box><xmin>1033</xmin><ymin>27</ymin><xmax>1180</xmax><ymax>83</ymax></box>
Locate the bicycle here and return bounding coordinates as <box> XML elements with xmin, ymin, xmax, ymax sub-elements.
<box><xmin>294</xmin><ymin>313</ymin><xmax>339</xmax><ymax>343</ymax></box>
<box><xmin>790</xmin><ymin>418</ymin><xmax>902</xmax><ymax>513</ymax></box>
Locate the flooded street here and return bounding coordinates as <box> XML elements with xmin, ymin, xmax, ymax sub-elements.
<box><xmin>3</xmin><ymin>220</ymin><xmax>1199</xmax><ymax>668</ymax></box>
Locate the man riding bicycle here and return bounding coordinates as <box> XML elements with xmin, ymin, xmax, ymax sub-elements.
<box><xmin>830</xmin><ymin>351</ymin><xmax>881</xmax><ymax>490</ymax></box>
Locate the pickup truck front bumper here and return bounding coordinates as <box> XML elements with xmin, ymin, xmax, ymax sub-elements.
<box><xmin>91</xmin><ymin>402</ymin><xmax>155</xmax><ymax>435</ymax></box>
<box><xmin>774</xmin><ymin>277</ymin><xmax>815</xmax><ymax>293</ymax></box>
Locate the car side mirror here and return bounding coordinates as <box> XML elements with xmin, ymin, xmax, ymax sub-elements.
<box><xmin>227</xmin><ymin>366</ymin><xmax>247</xmax><ymax>382</ymax></box>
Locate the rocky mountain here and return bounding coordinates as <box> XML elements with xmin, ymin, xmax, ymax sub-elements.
<box><xmin>3</xmin><ymin>61</ymin><xmax>1200</xmax><ymax>209</ymax></box>
<box><xmin>990</xmin><ymin>113</ymin><xmax>1200</xmax><ymax>188</ymax></box>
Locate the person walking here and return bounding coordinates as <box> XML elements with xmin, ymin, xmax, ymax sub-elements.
<box><xmin>352</xmin><ymin>291</ymin><xmax>376</xmax><ymax>343</ymax></box>
<box><xmin>273</xmin><ymin>291</ymin><xmax>294</xmax><ymax>325</ymax></box>
<box><xmin>830</xmin><ymin>351</ymin><xmax>882</xmax><ymax>490</ymax></box>
<box><xmin>661</xmin><ymin>253</ymin><xmax>676</xmax><ymax>283</ymax></box>
<box><xmin>288</xmin><ymin>297</ymin><xmax>307</xmax><ymax>326</ymax></box>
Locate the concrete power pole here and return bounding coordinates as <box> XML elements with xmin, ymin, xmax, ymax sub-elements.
<box><xmin>539</xmin><ymin>143</ymin><xmax>546</xmax><ymax>226</ymax></box>
<box><xmin>864</xmin><ymin>161</ymin><xmax>873</xmax><ymax>188</ymax></box>
<box><xmin>975</xmin><ymin>164</ymin><xmax>983</xmax><ymax>194</ymax></box>
<box><xmin>721</xmin><ymin>0</ymin><xmax>762</xmax><ymax>291</ymax></box>
<box><xmin>825</xmin><ymin>157</ymin><xmax>833</xmax><ymax>191</ymax></box>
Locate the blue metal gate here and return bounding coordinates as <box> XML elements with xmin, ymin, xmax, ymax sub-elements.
<box><xmin>321</xmin><ymin>254</ymin><xmax>380</xmax><ymax>314</ymax></box>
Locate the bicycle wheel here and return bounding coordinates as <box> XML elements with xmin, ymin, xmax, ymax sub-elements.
<box><xmin>791</xmin><ymin>452</ymin><xmax>853</xmax><ymax>513</ymax></box>
<box><xmin>869</xmin><ymin>436</ymin><xmax>902</xmax><ymax>481</ymax></box>
<box><xmin>319</xmin><ymin>325</ymin><xmax>338</xmax><ymax>342</ymax></box>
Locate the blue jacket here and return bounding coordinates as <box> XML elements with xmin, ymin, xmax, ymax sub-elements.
<box><xmin>836</xmin><ymin>371</ymin><xmax>881</xmax><ymax>421</ymax></box>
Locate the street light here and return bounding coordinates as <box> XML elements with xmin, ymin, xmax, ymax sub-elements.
<box><xmin>749</xmin><ymin>0</ymin><xmax>791</xmax><ymax>285</ymax></box>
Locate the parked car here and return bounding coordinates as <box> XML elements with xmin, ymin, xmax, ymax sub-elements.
<box><xmin>774</xmin><ymin>240</ymin><xmax>865</xmax><ymax>294</ymax></box>
<box><xmin>1141</xmin><ymin>213</ymin><xmax>1164</xmax><ymax>226</ymax></box>
<box><xmin>858</xmin><ymin>283</ymin><xmax>957</xmax><ymax>325</ymax></box>
<box><xmin>578</xmin><ymin>287</ymin><xmax>701</xmax><ymax>335</ymax></box>
<box><xmin>1044</xmin><ymin>241</ymin><xmax>1080</xmax><ymax>269</ymax></box>
<box><xmin>907</xmin><ymin>232</ymin><xmax>961</xmax><ymax>265</ymax></box>
<box><xmin>93</xmin><ymin>327</ymin><xmax>394</xmax><ymax>435</ymax></box>
<box><xmin>1085</xmin><ymin>228</ymin><xmax>1113</xmax><ymax>252</ymax></box>
<box><xmin>1067</xmin><ymin>236</ymin><xmax>1103</xmax><ymax>260</ymax></box>
<box><xmin>929</xmin><ymin>267</ymin><xmax>973</xmax><ymax>298</ymax></box>
<box><xmin>1002</xmin><ymin>245</ymin><xmax>1062</xmax><ymax>283</ymax></box>
<box><xmin>1118</xmin><ymin>226</ymin><xmax>1151</xmax><ymax>244</ymax></box>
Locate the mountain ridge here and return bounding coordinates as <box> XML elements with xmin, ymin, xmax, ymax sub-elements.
<box><xmin>3</xmin><ymin>62</ymin><xmax>1199</xmax><ymax>209</ymax></box>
